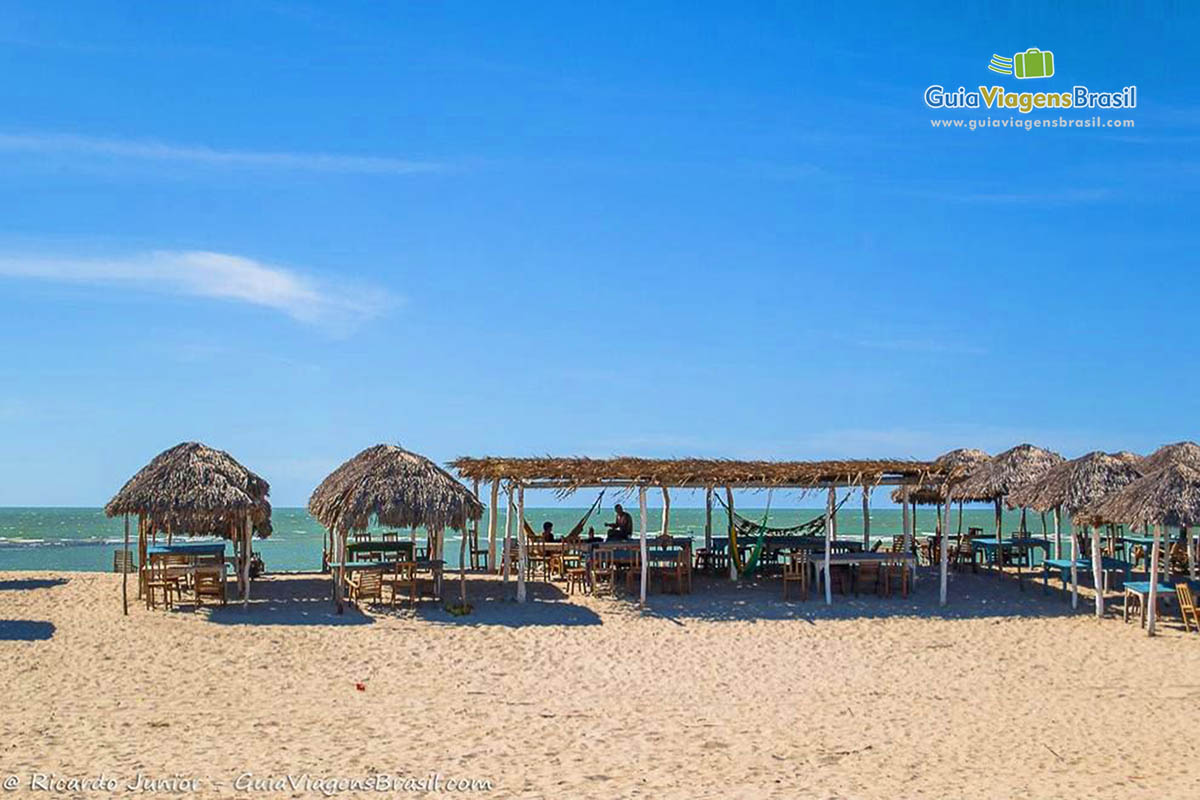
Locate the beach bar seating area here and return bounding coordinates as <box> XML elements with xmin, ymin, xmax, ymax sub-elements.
<box><xmin>104</xmin><ymin>441</ymin><xmax>272</xmax><ymax>614</ymax></box>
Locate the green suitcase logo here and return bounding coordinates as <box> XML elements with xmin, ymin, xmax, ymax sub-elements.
<box><xmin>1013</xmin><ymin>47</ymin><xmax>1054</xmax><ymax>79</ymax></box>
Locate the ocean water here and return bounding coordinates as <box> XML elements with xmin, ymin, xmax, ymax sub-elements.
<box><xmin>0</xmin><ymin>506</ymin><xmax>1060</xmax><ymax>572</ymax></box>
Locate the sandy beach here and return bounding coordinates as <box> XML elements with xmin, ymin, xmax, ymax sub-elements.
<box><xmin>3</xmin><ymin>569</ymin><xmax>1198</xmax><ymax>799</ymax></box>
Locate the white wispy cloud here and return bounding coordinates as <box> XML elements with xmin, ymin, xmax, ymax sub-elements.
<box><xmin>0</xmin><ymin>250</ymin><xmax>391</xmax><ymax>330</ymax></box>
<box><xmin>0</xmin><ymin>132</ymin><xmax>443</xmax><ymax>175</ymax></box>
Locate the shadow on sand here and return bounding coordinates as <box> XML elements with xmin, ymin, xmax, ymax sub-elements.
<box><xmin>0</xmin><ymin>578</ymin><xmax>68</xmax><ymax>592</ymax></box>
<box><xmin>0</xmin><ymin>620</ymin><xmax>55</xmax><ymax>640</ymax></box>
<box><xmin>203</xmin><ymin>576</ymin><xmax>373</xmax><ymax>627</ymax></box>
<box><xmin>416</xmin><ymin>577</ymin><xmax>603</xmax><ymax>627</ymax></box>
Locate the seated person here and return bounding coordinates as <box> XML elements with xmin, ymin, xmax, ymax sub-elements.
<box><xmin>605</xmin><ymin>504</ymin><xmax>633</xmax><ymax>541</ymax></box>
<box><xmin>541</xmin><ymin>521</ymin><xmax>555</xmax><ymax>542</ymax></box>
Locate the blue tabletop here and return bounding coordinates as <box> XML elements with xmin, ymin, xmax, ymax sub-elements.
<box><xmin>1043</xmin><ymin>557</ymin><xmax>1130</xmax><ymax>571</ymax></box>
<box><xmin>1123</xmin><ymin>581</ymin><xmax>1175</xmax><ymax>595</ymax></box>
<box><xmin>147</xmin><ymin>542</ymin><xmax>227</xmax><ymax>556</ymax></box>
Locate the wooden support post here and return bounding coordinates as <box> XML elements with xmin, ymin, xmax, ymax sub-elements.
<box><xmin>661</xmin><ymin>486</ymin><xmax>671</xmax><ymax>538</ymax></box>
<box><xmin>516</xmin><ymin>485</ymin><xmax>527</xmax><ymax>603</ymax></box>
<box><xmin>726</xmin><ymin>488</ymin><xmax>737</xmax><ymax>580</ymax></box>
<box><xmin>861</xmin><ymin>485</ymin><xmax>871</xmax><ymax>549</ymax></box>
<box><xmin>1040</xmin><ymin>511</ymin><xmax>1048</xmax><ymax>536</ymax></box>
<box><xmin>1069</xmin><ymin>523</ymin><xmax>1080</xmax><ymax>609</ymax></box>
<box><xmin>823</xmin><ymin>487</ymin><xmax>834</xmax><ymax>605</ymax></box>
<box><xmin>831</xmin><ymin>489</ymin><xmax>839</xmax><ymax>540</ymax></box>
<box><xmin>911</xmin><ymin>501</ymin><xmax>917</xmax><ymax>542</ymax></box>
<box><xmin>1147</xmin><ymin>522</ymin><xmax>1162</xmax><ymax>635</ymax></box>
<box><xmin>1092</xmin><ymin>524</ymin><xmax>1104</xmax><ymax>619</ymax></box>
<box><xmin>939</xmin><ymin>488</ymin><xmax>951</xmax><ymax>606</ymax></box>
<box><xmin>1020</xmin><ymin>506</ymin><xmax>1028</xmax><ymax>533</ymax></box>
<box><xmin>122</xmin><ymin>514</ymin><xmax>129</xmax><ymax>616</ymax></box>
<box><xmin>704</xmin><ymin>487</ymin><xmax>713</xmax><ymax>553</ymax></box>
<box><xmin>993</xmin><ymin>498</ymin><xmax>1003</xmax><ymax>579</ymax></box>
<box><xmin>1186</xmin><ymin>525</ymin><xmax>1196</xmax><ymax>581</ymax></box>
<box><xmin>459</xmin><ymin>522</ymin><xmax>468</xmax><ymax>607</ymax></box>
<box><xmin>639</xmin><ymin>487</ymin><xmax>649</xmax><ymax>607</ymax></box>
<box><xmin>336</xmin><ymin>526</ymin><xmax>347</xmax><ymax>614</ymax></box>
<box><xmin>242</xmin><ymin>515</ymin><xmax>252</xmax><ymax>609</ymax></box>
<box><xmin>901</xmin><ymin>497</ymin><xmax>911</xmax><ymax>559</ymax></box>
<box><xmin>1053</xmin><ymin>506</ymin><xmax>1062</xmax><ymax>560</ymax></box>
<box><xmin>957</xmin><ymin>500</ymin><xmax>964</xmax><ymax>537</ymax></box>
<box><xmin>502</xmin><ymin>487</ymin><xmax>513</xmax><ymax>589</ymax></box>
<box><xmin>488</xmin><ymin>480</ymin><xmax>500</xmax><ymax>574</ymax></box>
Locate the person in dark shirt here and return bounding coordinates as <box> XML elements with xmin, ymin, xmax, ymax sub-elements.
<box><xmin>606</xmin><ymin>504</ymin><xmax>633</xmax><ymax>541</ymax></box>
<box><xmin>541</xmin><ymin>521</ymin><xmax>555</xmax><ymax>542</ymax></box>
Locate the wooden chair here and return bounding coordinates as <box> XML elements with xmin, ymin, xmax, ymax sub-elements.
<box><xmin>381</xmin><ymin>531</ymin><xmax>399</xmax><ymax>542</ymax></box>
<box><xmin>1169</xmin><ymin>542</ymin><xmax>1190</xmax><ymax>577</ymax></box>
<box><xmin>469</xmin><ymin>543</ymin><xmax>490</xmax><ymax>571</ymax></box>
<box><xmin>657</xmin><ymin>549</ymin><xmax>691</xmax><ymax>595</ymax></box>
<box><xmin>351</xmin><ymin>531</ymin><xmax>371</xmax><ymax>543</ymax></box>
<box><xmin>591</xmin><ymin>549</ymin><xmax>616</xmax><ymax>597</ymax></box>
<box><xmin>782</xmin><ymin>551</ymin><xmax>809</xmax><ymax>600</ymax></box>
<box><xmin>385</xmin><ymin>561</ymin><xmax>418</xmax><ymax>608</ymax></box>
<box><xmin>622</xmin><ymin>548</ymin><xmax>643</xmax><ymax>594</ymax></box>
<box><xmin>193</xmin><ymin>566</ymin><xmax>227</xmax><ymax>607</ymax></box>
<box><xmin>890</xmin><ymin>536</ymin><xmax>907</xmax><ymax>554</ymax></box>
<box><xmin>144</xmin><ymin>558</ymin><xmax>177</xmax><ymax>610</ymax></box>
<box><xmin>113</xmin><ymin>549</ymin><xmax>136</xmax><ymax>574</ymax></box>
<box><xmin>881</xmin><ymin>559</ymin><xmax>910</xmax><ymax>598</ymax></box>
<box><xmin>1175</xmin><ymin>583</ymin><xmax>1199</xmax><ymax>632</ymax></box>
<box><xmin>853</xmin><ymin>560</ymin><xmax>883</xmax><ymax>596</ymax></box>
<box><xmin>346</xmin><ymin>568</ymin><xmax>384</xmax><ymax>606</ymax></box>
<box><xmin>952</xmin><ymin>534</ymin><xmax>976</xmax><ymax>573</ymax></box>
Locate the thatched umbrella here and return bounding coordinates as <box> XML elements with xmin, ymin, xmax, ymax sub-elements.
<box><xmin>1076</xmin><ymin>463</ymin><xmax>1200</xmax><ymax>634</ymax></box>
<box><xmin>105</xmin><ymin>441</ymin><xmax>271</xmax><ymax>613</ymax></box>
<box><xmin>309</xmin><ymin>444</ymin><xmax>483</xmax><ymax>613</ymax></box>
<box><xmin>950</xmin><ymin>444</ymin><xmax>1063</xmax><ymax>581</ymax></box>
<box><xmin>891</xmin><ymin>448</ymin><xmax>991</xmax><ymax>534</ymax></box>
<box><xmin>1138</xmin><ymin>441</ymin><xmax>1200</xmax><ymax>473</ymax></box>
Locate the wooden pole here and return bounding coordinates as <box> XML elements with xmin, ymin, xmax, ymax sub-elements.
<box><xmin>516</xmin><ymin>485</ymin><xmax>527</xmax><ymax>603</ymax></box>
<box><xmin>1186</xmin><ymin>525</ymin><xmax>1196</xmax><ymax>581</ymax></box>
<box><xmin>726</xmin><ymin>488</ymin><xmax>736</xmax><ymax>580</ymax></box>
<box><xmin>459</xmin><ymin>522</ymin><xmax>468</xmax><ymax>607</ymax></box>
<box><xmin>957</xmin><ymin>500</ymin><xmax>964</xmax><ymax>536</ymax></box>
<box><xmin>861</xmin><ymin>485</ymin><xmax>871</xmax><ymax>549</ymax></box>
<box><xmin>1147</xmin><ymin>522</ymin><xmax>1162</xmax><ymax>635</ymax></box>
<box><xmin>122</xmin><ymin>514</ymin><xmax>129</xmax><ymax>616</ymax></box>
<box><xmin>1092</xmin><ymin>524</ymin><xmax>1104</xmax><ymax>618</ymax></box>
<box><xmin>488</xmin><ymin>480</ymin><xmax>500</xmax><ymax>574</ymax></box>
<box><xmin>823</xmin><ymin>487</ymin><xmax>834</xmax><ymax>605</ymax></box>
<box><xmin>137</xmin><ymin>516</ymin><xmax>146</xmax><ymax>600</ymax></box>
<box><xmin>660</xmin><ymin>486</ymin><xmax>671</xmax><ymax>538</ymax></box>
<box><xmin>502</xmin><ymin>486</ymin><xmax>513</xmax><ymax>590</ymax></box>
<box><xmin>1069</xmin><ymin>523</ymin><xmax>1079</xmax><ymax>609</ymax></box>
<box><xmin>1053</xmin><ymin>506</ymin><xmax>1062</xmax><ymax>560</ymax></box>
<box><xmin>242</xmin><ymin>515</ymin><xmax>252</xmax><ymax>609</ymax></box>
<box><xmin>704</xmin><ymin>487</ymin><xmax>713</xmax><ymax>553</ymax></box>
<box><xmin>901</xmin><ymin>497</ymin><xmax>911</xmax><ymax>558</ymax></box>
<box><xmin>831</xmin><ymin>489</ymin><xmax>839</xmax><ymax>540</ymax></box>
<box><xmin>939</xmin><ymin>487</ymin><xmax>951</xmax><ymax>606</ymax></box>
<box><xmin>910</xmin><ymin>500</ymin><xmax>917</xmax><ymax>543</ymax></box>
<box><xmin>639</xmin><ymin>487</ymin><xmax>649</xmax><ymax>607</ymax></box>
<box><xmin>1040</xmin><ymin>511</ymin><xmax>1048</xmax><ymax>536</ymax></box>
<box><xmin>993</xmin><ymin>498</ymin><xmax>1003</xmax><ymax>579</ymax></box>
<box><xmin>336</xmin><ymin>525</ymin><xmax>347</xmax><ymax>614</ymax></box>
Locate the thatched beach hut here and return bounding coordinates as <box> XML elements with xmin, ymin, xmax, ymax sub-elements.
<box><xmin>105</xmin><ymin>441</ymin><xmax>271</xmax><ymax>613</ymax></box>
<box><xmin>1137</xmin><ymin>441</ymin><xmax>1200</xmax><ymax>473</ymax></box>
<box><xmin>891</xmin><ymin>448</ymin><xmax>991</xmax><ymax>535</ymax></box>
<box><xmin>950</xmin><ymin>444</ymin><xmax>1063</xmax><ymax>580</ymax></box>
<box><xmin>309</xmin><ymin>444</ymin><xmax>483</xmax><ymax>612</ymax></box>
<box><xmin>1076</xmin><ymin>463</ymin><xmax>1200</xmax><ymax>634</ymax></box>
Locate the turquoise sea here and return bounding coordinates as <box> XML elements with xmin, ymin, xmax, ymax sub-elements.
<box><xmin>0</xmin><ymin>506</ymin><xmax>1061</xmax><ymax>572</ymax></box>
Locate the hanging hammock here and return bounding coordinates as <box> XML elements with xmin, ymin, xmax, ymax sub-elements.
<box><xmin>717</xmin><ymin>491</ymin><xmax>853</xmax><ymax>577</ymax></box>
<box><xmin>522</xmin><ymin>490</ymin><xmax>606</xmax><ymax>540</ymax></box>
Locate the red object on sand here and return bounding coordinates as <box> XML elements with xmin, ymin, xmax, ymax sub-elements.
<box><xmin>355</xmin><ymin>682</ymin><xmax>366</xmax><ymax>692</ymax></box>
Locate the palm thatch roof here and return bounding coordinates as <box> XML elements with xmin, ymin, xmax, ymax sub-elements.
<box><xmin>1138</xmin><ymin>441</ymin><xmax>1200</xmax><ymax>473</ymax></box>
<box><xmin>104</xmin><ymin>441</ymin><xmax>271</xmax><ymax>537</ymax></box>
<box><xmin>1006</xmin><ymin>451</ymin><xmax>1143</xmax><ymax>513</ymax></box>
<box><xmin>1075</xmin><ymin>463</ymin><xmax>1200</xmax><ymax>528</ymax></box>
<box><xmin>891</xmin><ymin>448</ymin><xmax>991</xmax><ymax>505</ymax></box>
<box><xmin>309</xmin><ymin>444</ymin><xmax>483</xmax><ymax>534</ymax></box>
<box><xmin>451</xmin><ymin>456</ymin><xmax>938</xmax><ymax>492</ymax></box>
<box><xmin>1111</xmin><ymin>450</ymin><xmax>1144</xmax><ymax>466</ymax></box>
<box><xmin>950</xmin><ymin>444</ymin><xmax>1064</xmax><ymax>502</ymax></box>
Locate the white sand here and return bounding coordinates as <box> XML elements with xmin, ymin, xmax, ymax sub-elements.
<box><xmin>2</xmin><ymin>568</ymin><xmax>1199</xmax><ymax>799</ymax></box>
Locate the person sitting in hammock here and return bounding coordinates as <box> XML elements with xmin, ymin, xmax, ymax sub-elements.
<box><xmin>541</xmin><ymin>521</ymin><xmax>555</xmax><ymax>542</ymax></box>
<box><xmin>605</xmin><ymin>504</ymin><xmax>633</xmax><ymax>541</ymax></box>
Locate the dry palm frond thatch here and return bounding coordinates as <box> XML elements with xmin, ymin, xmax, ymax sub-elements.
<box><xmin>310</xmin><ymin>444</ymin><xmax>483</xmax><ymax>534</ymax></box>
<box><xmin>1075</xmin><ymin>463</ymin><xmax>1200</xmax><ymax>529</ymax></box>
<box><xmin>451</xmin><ymin>456</ymin><xmax>937</xmax><ymax>492</ymax></box>
<box><xmin>1007</xmin><ymin>451</ymin><xmax>1143</xmax><ymax>513</ymax></box>
<box><xmin>950</xmin><ymin>443</ymin><xmax>1064</xmax><ymax>502</ymax></box>
<box><xmin>104</xmin><ymin>441</ymin><xmax>271</xmax><ymax>537</ymax></box>
<box><xmin>891</xmin><ymin>448</ymin><xmax>991</xmax><ymax>504</ymax></box>
<box><xmin>1137</xmin><ymin>441</ymin><xmax>1200</xmax><ymax>474</ymax></box>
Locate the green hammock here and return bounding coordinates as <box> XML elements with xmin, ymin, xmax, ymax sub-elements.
<box><xmin>523</xmin><ymin>490</ymin><xmax>606</xmax><ymax>540</ymax></box>
<box><xmin>716</xmin><ymin>491</ymin><xmax>853</xmax><ymax>577</ymax></box>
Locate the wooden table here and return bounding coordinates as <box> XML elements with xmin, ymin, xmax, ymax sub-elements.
<box><xmin>328</xmin><ymin>559</ymin><xmax>445</xmax><ymax>600</ymax></box>
<box><xmin>1122</xmin><ymin>580</ymin><xmax>1175</xmax><ymax>627</ymax></box>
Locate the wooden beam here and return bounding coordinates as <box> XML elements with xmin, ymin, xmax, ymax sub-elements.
<box><xmin>1092</xmin><ymin>525</ymin><xmax>1104</xmax><ymax>619</ymax></box>
<box><xmin>639</xmin><ymin>487</ymin><xmax>648</xmax><ymax>607</ymax></box>
<box><xmin>939</xmin><ymin>489</ymin><xmax>951</xmax><ymax>606</ymax></box>
<box><xmin>861</xmin><ymin>485</ymin><xmax>871</xmax><ymax>549</ymax></box>
<box><xmin>1147</xmin><ymin>522</ymin><xmax>1162</xmax><ymax>635</ymax></box>
<box><xmin>502</xmin><ymin>486</ymin><xmax>513</xmax><ymax>589</ymax></box>
<box><xmin>242</xmin><ymin>514</ymin><xmax>252</xmax><ymax>610</ymax></box>
<box><xmin>661</xmin><ymin>486</ymin><xmax>671</xmax><ymax>538</ymax></box>
<box><xmin>704</xmin><ymin>487</ymin><xmax>713</xmax><ymax>553</ymax></box>
<box><xmin>726</xmin><ymin>488</ymin><xmax>736</xmax><ymax>580</ymax></box>
<box><xmin>516</xmin><ymin>485</ymin><xmax>527</xmax><ymax>603</ymax></box>
<box><xmin>823</xmin><ymin>487</ymin><xmax>834</xmax><ymax>605</ymax></box>
<box><xmin>122</xmin><ymin>514</ymin><xmax>129</xmax><ymax>616</ymax></box>
<box><xmin>1069</xmin><ymin>522</ymin><xmax>1079</xmax><ymax>609</ymax></box>
<box><xmin>487</xmin><ymin>480</ymin><xmax>500</xmax><ymax>574</ymax></box>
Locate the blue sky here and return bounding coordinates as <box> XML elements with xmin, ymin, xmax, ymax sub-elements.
<box><xmin>1</xmin><ymin>2</ymin><xmax>1197</xmax><ymax>506</ymax></box>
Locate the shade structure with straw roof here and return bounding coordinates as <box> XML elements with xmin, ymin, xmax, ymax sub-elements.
<box><xmin>105</xmin><ymin>441</ymin><xmax>272</xmax><ymax>614</ymax></box>
<box><xmin>1007</xmin><ymin>451</ymin><xmax>1143</xmax><ymax>514</ymax></box>
<box><xmin>1137</xmin><ymin>441</ymin><xmax>1200</xmax><ymax>474</ymax></box>
<box><xmin>951</xmin><ymin>444</ymin><xmax>1064</xmax><ymax>503</ymax></box>
<box><xmin>309</xmin><ymin>444</ymin><xmax>484</xmax><ymax>613</ymax></box>
<box><xmin>891</xmin><ymin>448</ymin><xmax>991</xmax><ymax>504</ymax></box>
